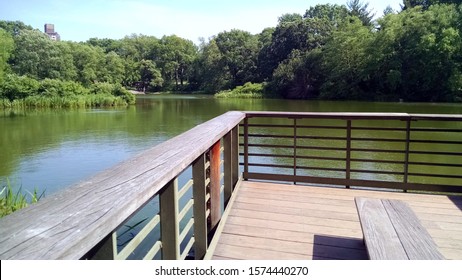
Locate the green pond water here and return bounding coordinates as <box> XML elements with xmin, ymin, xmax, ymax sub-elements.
<box><xmin>1</xmin><ymin>94</ymin><xmax>462</xmax><ymax>196</ymax></box>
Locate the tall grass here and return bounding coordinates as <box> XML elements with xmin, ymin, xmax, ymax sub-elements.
<box><xmin>0</xmin><ymin>180</ymin><xmax>44</xmax><ymax>218</ymax></box>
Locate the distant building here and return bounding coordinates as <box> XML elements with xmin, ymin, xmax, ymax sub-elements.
<box><xmin>44</xmin><ymin>23</ymin><xmax>61</xmax><ymax>41</ymax></box>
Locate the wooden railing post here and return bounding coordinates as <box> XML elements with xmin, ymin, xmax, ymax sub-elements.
<box><xmin>232</xmin><ymin>125</ymin><xmax>239</xmax><ymax>188</ymax></box>
<box><xmin>159</xmin><ymin>178</ymin><xmax>180</xmax><ymax>260</ymax></box>
<box><xmin>193</xmin><ymin>154</ymin><xmax>207</xmax><ymax>259</ymax></box>
<box><xmin>224</xmin><ymin>131</ymin><xmax>233</xmax><ymax>205</ymax></box>
<box><xmin>209</xmin><ymin>141</ymin><xmax>222</xmax><ymax>230</ymax></box>
<box><xmin>86</xmin><ymin>232</ymin><xmax>117</xmax><ymax>260</ymax></box>
<box><xmin>244</xmin><ymin>118</ymin><xmax>249</xmax><ymax>180</ymax></box>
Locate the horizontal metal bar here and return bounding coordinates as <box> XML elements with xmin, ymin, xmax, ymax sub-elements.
<box><xmin>408</xmin><ymin>173</ymin><xmax>462</xmax><ymax>179</ymax></box>
<box><xmin>247</xmin><ymin>134</ymin><xmax>294</xmax><ymax>139</ymax></box>
<box><xmin>244</xmin><ymin>111</ymin><xmax>414</xmax><ymax>120</ymax></box>
<box><xmin>247</xmin><ymin>163</ymin><xmax>293</xmax><ymax>169</ymax></box>
<box><xmin>352</xmin><ymin>126</ymin><xmax>407</xmax><ymax>132</ymax></box>
<box><xmin>408</xmin><ymin>161</ymin><xmax>462</xmax><ymax>168</ymax></box>
<box><xmin>243</xmin><ymin>152</ymin><xmax>293</xmax><ymax>159</ymax></box>
<box><xmin>244</xmin><ymin>111</ymin><xmax>462</xmax><ymax>121</ymax></box>
<box><xmin>411</xmin><ymin>128</ymin><xmax>462</xmax><ymax>133</ymax></box>
<box><xmin>410</xmin><ymin>150</ymin><xmax>462</xmax><ymax>156</ymax></box>
<box><xmin>179</xmin><ymin>199</ymin><xmax>194</xmax><ymax>222</ymax></box>
<box><xmin>351</xmin><ymin>148</ymin><xmax>405</xmax><ymax>154</ymax></box>
<box><xmin>351</xmin><ymin>137</ymin><xmax>405</xmax><ymax>143</ymax></box>
<box><xmin>246</xmin><ymin>124</ymin><xmax>347</xmax><ymax>130</ymax></box>
<box><xmin>143</xmin><ymin>241</ymin><xmax>162</xmax><ymax>260</ymax></box>
<box><xmin>351</xmin><ymin>158</ymin><xmax>405</xmax><ymax>165</ymax></box>
<box><xmin>298</xmin><ymin>135</ymin><xmax>346</xmax><ymax>141</ymax></box>
<box><xmin>178</xmin><ymin>179</ymin><xmax>193</xmax><ymax>200</ymax></box>
<box><xmin>117</xmin><ymin>214</ymin><xmax>160</xmax><ymax>260</ymax></box>
<box><xmin>296</xmin><ymin>166</ymin><xmax>346</xmax><ymax>172</ymax></box>
<box><xmin>181</xmin><ymin>237</ymin><xmax>195</xmax><ymax>260</ymax></box>
<box><xmin>410</xmin><ymin>139</ymin><xmax>462</xmax><ymax>145</ymax></box>
<box><xmin>350</xmin><ymin>169</ymin><xmax>405</xmax><ymax>176</ymax></box>
<box><xmin>179</xmin><ymin>218</ymin><xmax>194</xmax><ymax>244</ymax></box>
<box><xmin>297</xmin><ymin>145</ymin><xmax>347</xmax><ymax>151</ymax></box>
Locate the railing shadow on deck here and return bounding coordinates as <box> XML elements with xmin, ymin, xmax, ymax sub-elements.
<box><xmin>312</xmin><ymin>235</ymin><xmax>367</xmax><ymax>260</ymax></box>
<box><xmin>1</xmin><ymin>111</ymin><xmax>461</xmax><ymax>260</ymax></box>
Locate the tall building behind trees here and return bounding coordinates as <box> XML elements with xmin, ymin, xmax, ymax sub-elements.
<box><xmin>44</xmin><ymin>23</ymin><xmax>60</xmax><ymax>41</ymax></box>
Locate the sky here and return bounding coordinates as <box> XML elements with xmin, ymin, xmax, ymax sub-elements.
<box><xmin>0</xmin><ymin>0</ymin><xmax>403</xmax><ymax>43</ymax></box>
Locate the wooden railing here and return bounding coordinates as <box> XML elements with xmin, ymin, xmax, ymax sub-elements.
<box><xmin>0</xmin><ymin>111</ymin><xmax>244</xmax><ymax>259</ymax></box>
<box><xmin>1</xmin><ymin>111</ymin><xmax>461</xmax><ymax>260</ymax></box>
<box><xmin>241</xmin><ymin>112</ymin><xmax>462</xmax><ymax>193</ymax></box>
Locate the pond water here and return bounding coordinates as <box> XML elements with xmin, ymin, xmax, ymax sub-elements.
<box><xmin>1</xmin><ymin>94</ymin><xmax>462</xmax><ymax>196</ymax></box>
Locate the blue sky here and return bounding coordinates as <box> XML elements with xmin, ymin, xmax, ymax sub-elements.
<box><xmin>0</xmin><ymin>0</ymin><xmax>402</xmax><ymax>43</ymax></box>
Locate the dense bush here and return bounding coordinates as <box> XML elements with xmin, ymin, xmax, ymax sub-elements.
<box><xmin>215</xmin><ymin>82</ymin><xmax>266</xmax><ymax>98</ymax></box>
<box><xmin>0</xmin><ymin>74</ymin><xmax>134</xmax><ymax>108</ymax></box>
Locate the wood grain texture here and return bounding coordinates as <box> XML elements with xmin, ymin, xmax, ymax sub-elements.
<box><xmin>382</xmin><ymin>199</ymin><xmax>445</xmax><ymax>260</ymax></box>
<box><xmin>0</xmin><ymin>111</ymin><xmax>245</xmax><ymax>259</ymax></box>
<box><xmin>210</xmin><ymin>181</ymin><xmax>462</xmax><ymax>260</ymax></box>
<box><xmin>355</xmin><ymin>198</ymin><xmax>408</xmax><ymax>260</ymax></box>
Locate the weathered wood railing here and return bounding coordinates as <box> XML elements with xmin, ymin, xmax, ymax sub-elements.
<box><xmin>241</xmin><ymin>112</ymin><xmax>462</xmax><ymax>193</ymax></box>
<box><xmin>0</xmin><ymin>111</ymin><xmax>244</xmax><ymax>259</ymax></box>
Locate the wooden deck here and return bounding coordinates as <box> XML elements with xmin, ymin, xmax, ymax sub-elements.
<box><xmin>209</xmin><ymin>181</ymin><xmax>462</xmax><ymax>260</ymax></box>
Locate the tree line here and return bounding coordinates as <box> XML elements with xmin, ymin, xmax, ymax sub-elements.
<box><xmin>1</xmin><ymin>0</ymin><xmax>461</xmax><ymax>105</ymax></box>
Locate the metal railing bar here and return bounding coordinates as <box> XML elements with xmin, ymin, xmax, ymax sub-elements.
<box><xmin>179</xmin><ymin>199</ymin><xmax>194</xmax><ymax>222</ymax></box>
<box><xmin>411</xmin><ymin>128</ymin><xmax>462</xmax><ymax>133</ymax></box>
<box><xmin>181</xmin><ymin>237</ymin><xmax>195</xmax><ymax>260</ymax></box>
<box><xmin>178</xmin><ymin>179</ymin><xmax>193</xmax><ymax>200</ymax></box>
<box><xmin>350</xmin><ymin>169</ymin><xmax>405</xmax><ymax>176</ymax></box>
<box><xmin>143</xmin><ymin>240</ymin><xmax>162</xmax><ymax>260</ymax></box>
<box><xmin>350</xmin><ymin>148</ymin><xmax>405</xmax><ymax>154</ymax></box>
<box><xmin>351</xmin><ymin>126</ymin><xmax>407</xmax><ymax>132</ymax></box>
<box><xmin>408</xmin><ymin>161</ymin><xmax>462</xmax><ymax>168</ymax></box>
<box><xmin>408</xmin><ymin>173</ymin><xmax>462</xmax><ymax>179</ymax></box>
<box><xmin>179</xmin><ymin>218</ymin><xmax>194</xmax><ymax>244</ymax></box>
<box><xmin>410</xmin><ymin>139</ymin><xmax>462</xmax><ymax>145</ymax></box>
<box><xmin>117</xmin><ymin>214</ymin><xmax>161</xmax><ymax>260</ymax></box>
<box><xmin>351</xmin><ymin>158</ymin><xmax>405</xmax><ymax>165</ymax></box>
<box><xmin>409</xmin><ymin>150</ymin><xmax>462</xmax><ymax>156</ymax></box>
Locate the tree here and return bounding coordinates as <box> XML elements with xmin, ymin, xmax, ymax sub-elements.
<box><xmin>278</xmin><ymin>13</ymin><xmax>303</xmax><ymax>24</ymax></box>
<box><xmin>138</xmin><ymin>59</ymin><xmax>163</xmax><ymax>92</ymax></box>
<box><xmin>0</xmin><ymin>29</ymin><xmax>14</xmax><ymax>80</ymax></box>
<box><xmin>347</xmin><ymin>0</ymin><xmax>376</xmax><ymax>26</ymax></box>
<box><xmin>193</xmin><ymin>39</ymin><xmax>230</xmax><ymax>92</ymax></box>
<box><xmin>320</xmin><ymin>17</ymin><xmax>375</xmax><ymax>100</ymax></box>
<box><xmin>271</xmin><ymin>49</ymin><xmax>323</xmax><ymax>99</ymax></box>
<box><xmin>214</xmin><ymin>29</ymin><xmax>259</xmax><ymax>88</ymax></box>
<box><xmin>370</xmin><ymin>5</ymin><xmax>462</xmax><ymax>101</ymax></box>
<box><xmin>158</xmin><ymin>35</ymin><xmax>197</xmax><ymax>89</ymax></box>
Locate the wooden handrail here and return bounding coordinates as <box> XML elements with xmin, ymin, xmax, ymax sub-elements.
<box><xmin>0</xmin><ymin>111</ymin><xmax>245</xmax><ymax>259</ymax></box>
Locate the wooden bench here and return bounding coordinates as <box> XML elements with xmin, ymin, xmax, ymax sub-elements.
<box><xmin>355</xmin><ymin>197</ymin><xmax>445</xmax><ymax>260</ymax></box>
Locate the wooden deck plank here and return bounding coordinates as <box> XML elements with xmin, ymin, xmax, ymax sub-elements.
<box><xmin>210</xmin><ymin>181</ymin><xmax>462</xmax><ymax>260</ymax></box>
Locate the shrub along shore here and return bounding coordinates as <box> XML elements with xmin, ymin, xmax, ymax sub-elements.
<box><xmin>0</xmin><ymin>74</ymin><xmax>135</xmax><ymax>109</ymax></box>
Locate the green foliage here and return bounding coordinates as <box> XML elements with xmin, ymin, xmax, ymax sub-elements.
<box><xmin>1</xmin><ymin>1</ymin><xmax>461</xmax><ymax>103</ymax></box>
<box><xmin>0</xmin><ymin>29</ymin><xmax>14</xmax><ymax>80</ymax></box>
<box><xmin>0</xmin><ymin>180</ymin><xmax>44</xmax><ymax>218</ymax></box>
<box><xmin>215</xmin><ymin>82</ymin><xmax>266</xmax><ymax>99</ymax></box>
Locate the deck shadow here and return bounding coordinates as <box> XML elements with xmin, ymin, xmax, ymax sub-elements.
<box><xmin>312</xmin><ymin>235</ymin><xmax>368</xmax><ymax>260</ymax></box>
<box><xmin>449</xmin><ymin>196</ymin><xmax>462</xmax><ymax>212</ymax></box>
